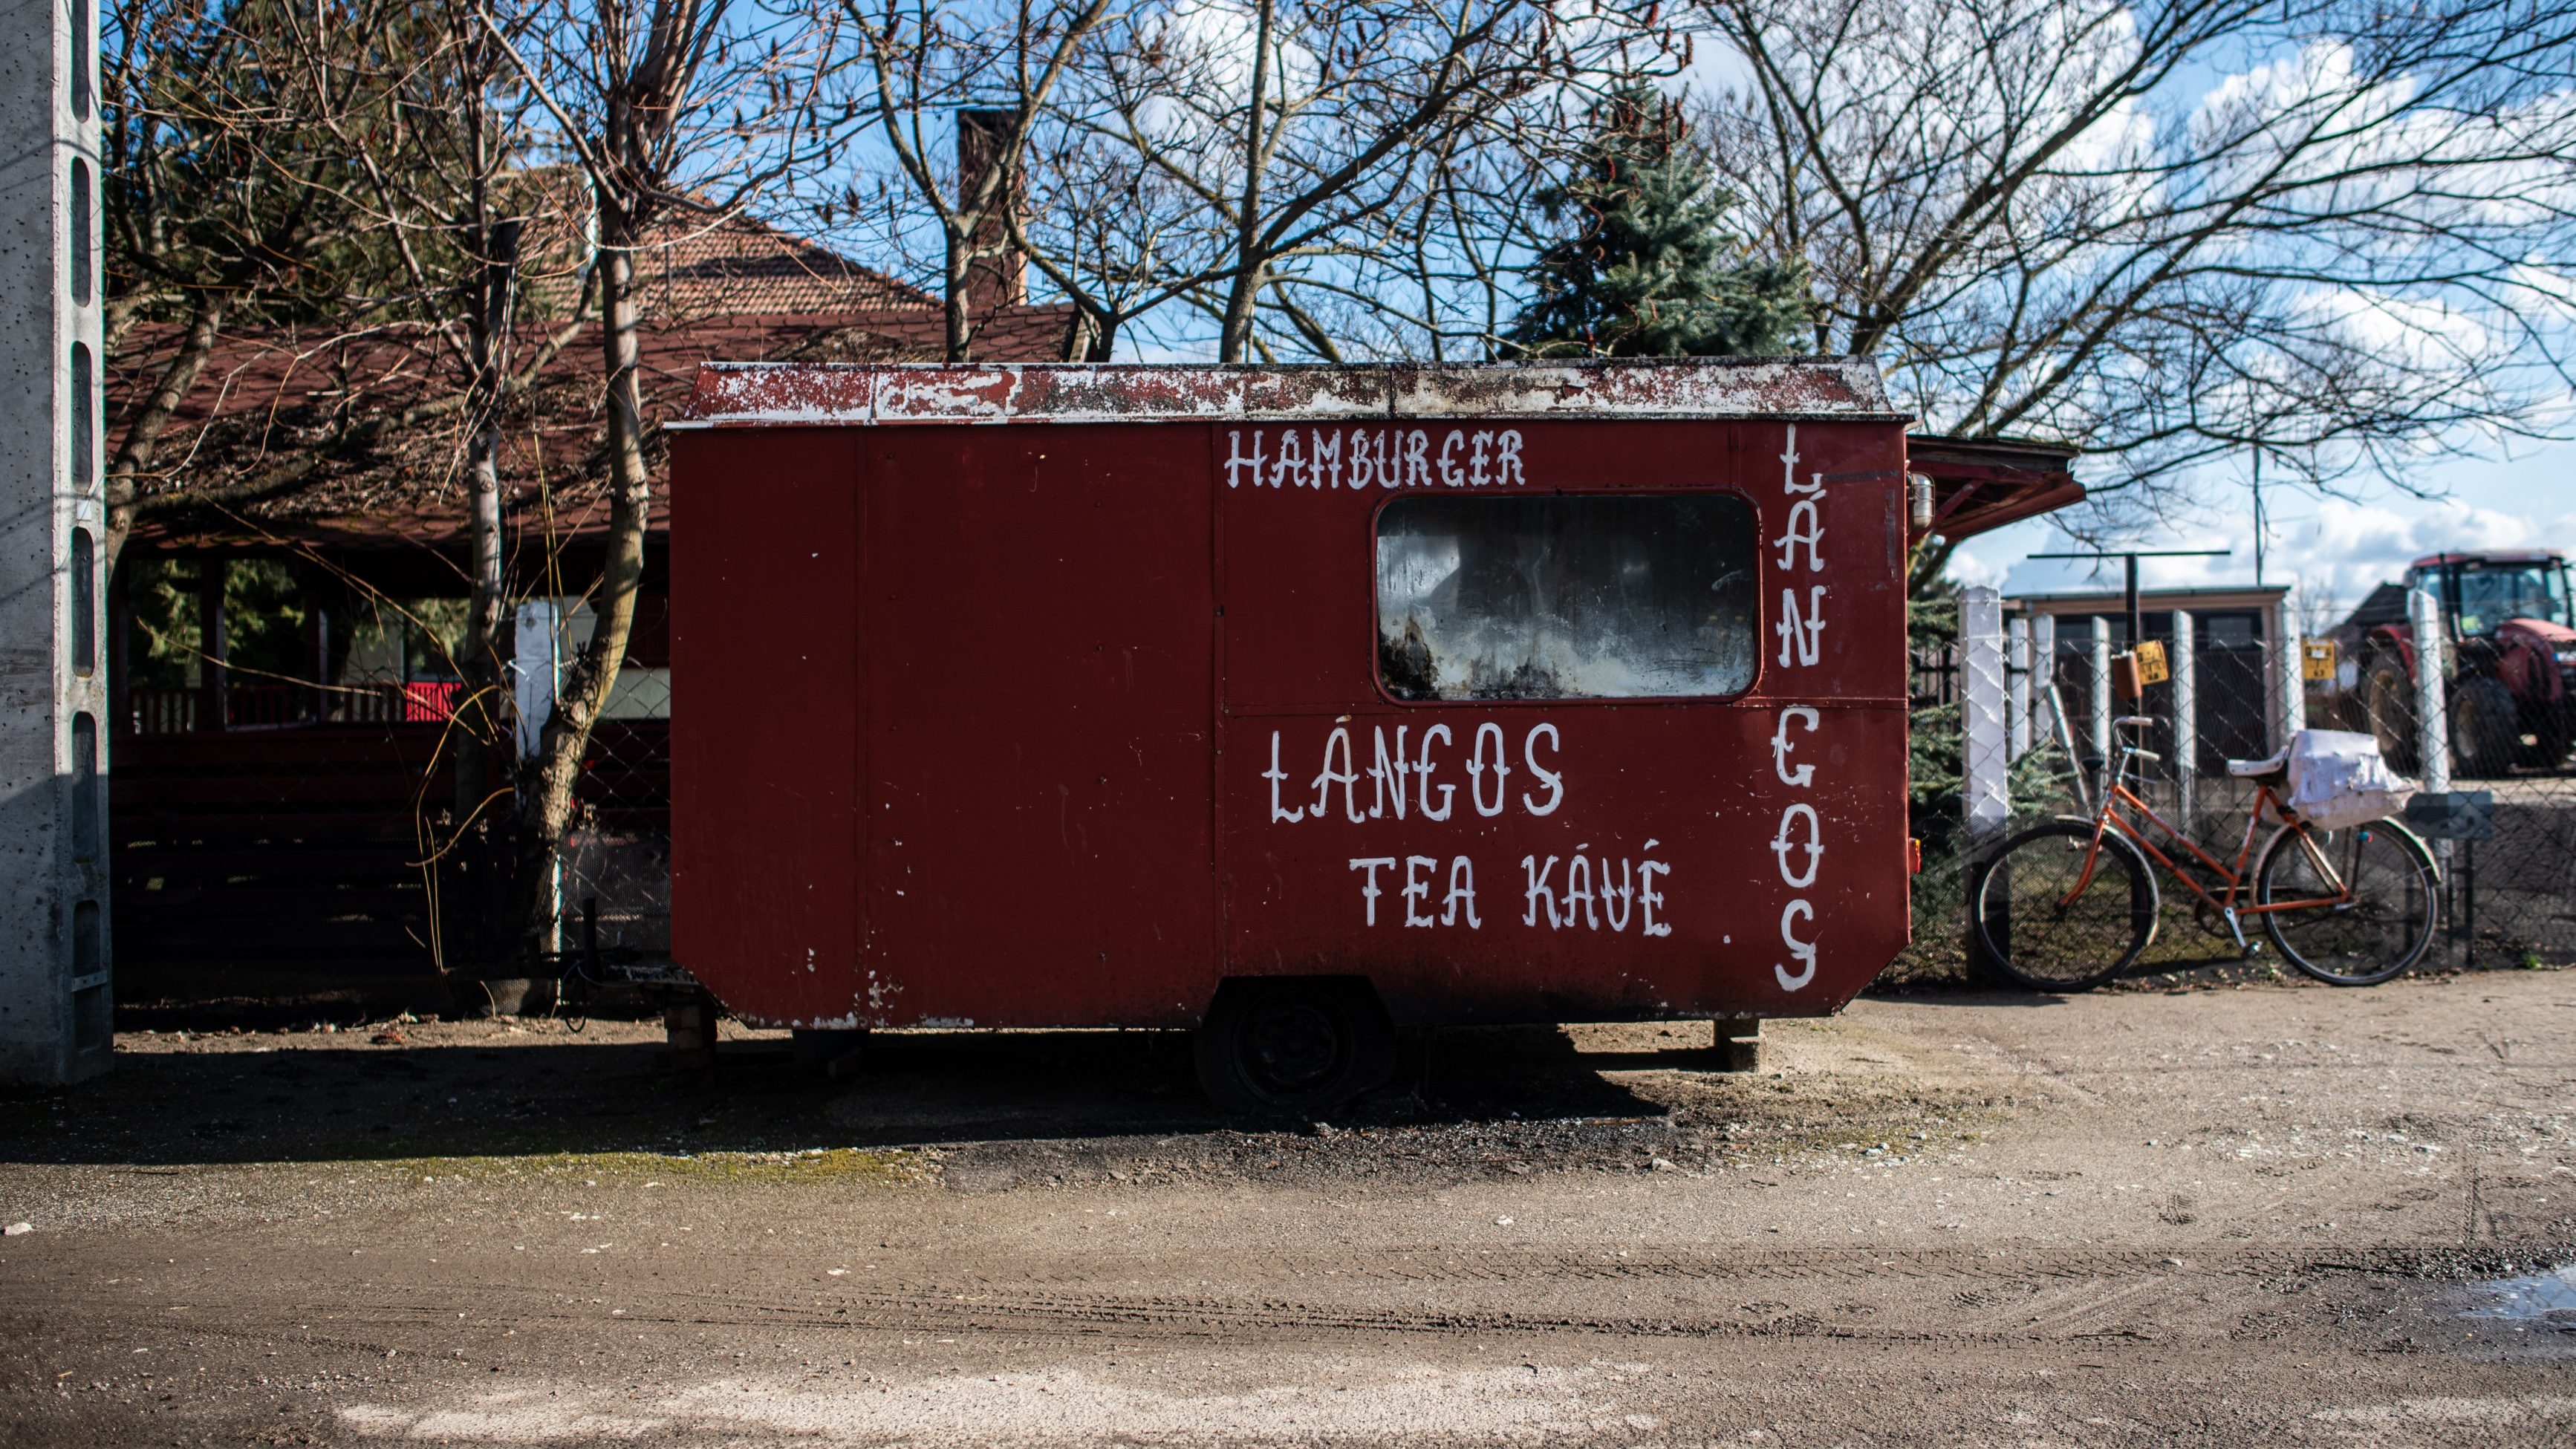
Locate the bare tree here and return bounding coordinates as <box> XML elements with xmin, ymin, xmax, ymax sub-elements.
<box><xmin>319</xmin><ymin>1</ymin><xmax>591</xmax><ymax>936</ymax></box>
<box><xmin>1082</xmin><ymin>1</ymin><xmax>1674</xmax><ymax>362</ymax></box>
<box><xmin>1697</xmin><ymin>0</ymin><xmax>2576</xmax><ymax>585</ymax></box>
<box><xmin>817</xmin><ymin>1</ymin><xmax>1680</xmax><ymax>362</ymax></box>
<box><xmin>478</xmin><ymin>0</ymin><xmax>824</xmax><ymax>948</ymax></box>
<box><xmin>102</xmin><ymin>0</ymin><xmax>416</xmax><ymax>573</ymax></box>
<box><xmin>827</xmin><ymin>1</ymin><xmax>1113</xmax><ymax>361</ymax></box>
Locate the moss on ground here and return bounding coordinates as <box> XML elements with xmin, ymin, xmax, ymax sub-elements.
<box><xmin>394</xmin><ymin>1146</ymin><xmax>923</xmax><ymax>1186</ymax></box>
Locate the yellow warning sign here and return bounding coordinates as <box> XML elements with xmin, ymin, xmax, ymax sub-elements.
<box><xmin>2302</xmin><ymin>639</ymin><xmax>2337</xmax><ymax>682</ymax></box>
<box><xmin>2133</xmin><ymin>639</ymin><xmax>2170</xmax><ymax>686</ymax></box>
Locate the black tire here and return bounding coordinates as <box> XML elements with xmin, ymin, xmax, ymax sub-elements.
<box><xmin>1970</xmin><ymin>822</ymin><xmax>2159</xmax><ymax>992</ymax></box>
<box><xmin>2529</xmin><ymin>712</ymin><xmax>2574</xmax><ymax>771</ymax></box>
<box><xmin>2367</xmin><ymin>659</ymin><xmax>2419</xmax><ymax>776</ymax></box>
<box><xmin>1193</xmin><ymin>977</ymin><xmax>1395</xmax><ymax>1116</ymax></box>
<box><xmin>2450</xmin><ymin>676</ymin><xmax>2520</xmax><ymax>779</ymax></box>
<box><xmin>2256</xmin><ymin>819</ymin><xmax>2438</xmax><ymax>986</ymax></box>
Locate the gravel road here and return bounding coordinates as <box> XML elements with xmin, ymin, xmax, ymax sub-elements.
<box><xmin>2</xmin><ymin>971</ymin><xmax>2572</xmax><ymax>1447</ymax></box>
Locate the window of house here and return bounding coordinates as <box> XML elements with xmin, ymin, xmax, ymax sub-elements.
<box><xmin>1376</xmin><ymin>492</ymin><xmax>1758</xmax><ymax>701</ymax></box>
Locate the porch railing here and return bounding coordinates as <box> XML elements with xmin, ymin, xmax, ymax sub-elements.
<box><xmin>124</xmin><ymin>680</ymin><xmax>464</xmax><ymax>735</ymax></box>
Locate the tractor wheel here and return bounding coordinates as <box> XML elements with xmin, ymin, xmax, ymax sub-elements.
<box><xmin>2523</xmin><ymin>703</ymin><xmax>2573</xmax><ymax>770</ymax></box>
<box><xmin>2450</xmin><ymin>677</ymin><xmax>2520</xmax><ymax>779</ymax></box>
<box><xmin>2367</xmin><ymin>659</ymin><xmax>2419</xmax><ymax>775</ymax></box>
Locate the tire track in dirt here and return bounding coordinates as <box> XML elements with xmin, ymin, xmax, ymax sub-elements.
<box><xmin>21</xmin><ymin>1238</ymin><xmax>2547</xmax><ymax>1355</ymax></box>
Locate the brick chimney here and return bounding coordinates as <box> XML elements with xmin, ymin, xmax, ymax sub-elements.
<box><xmin>956</xmin><ymin>108</ymin><xmax>1027</xmax><ymax>307</ymax></box>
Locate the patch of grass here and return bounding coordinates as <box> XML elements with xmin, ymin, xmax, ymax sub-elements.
<box><xmin>394</xmin><ymin>1147</ymin><xmax>924</xmax><ymax>1186</ymax></box>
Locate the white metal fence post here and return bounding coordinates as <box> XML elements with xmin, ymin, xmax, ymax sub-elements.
<box><xmin>2171</xmin><ymin>609</ymin><xmax>2196</xmax><ymax>836</ymax></box>
<box><xmin>2409</xmin><ymin>587</ymin><xmax>2450</xmax><ymax>794</ymax></box>
<box><xmin>2006</xmin><ymin>616</ymin><xmax>2031</xmax><ymax>760</ymax></box>
<box><xmin>2031</xmin><ymin>614</ymin><xmax>2056</xmax><ymax>749</ymax></box>
<box><xmin>2273</xmin><ymin>595</ymin><xmax>2307</xmax><ymax>745</ymax></box>
<box><xmin>2089</xmin><ymin>616</ymin><xmax>2113</xmax><ymax>792</ymax></box>
<box><xmin>512</xmin><ymin>599</ymin><xmax>562</xmax><ymax>761</ymax></box>
<box><xmin>512</xmin><ymin>599</ymin><xmax>564</xmax><ymax>951</ymax></box>
<box><xmin>1962</xmin><ymin>587</ymin><xmax>2010</xmax><ymax>840</ymax></box>
<box><xmin>2407</xmin><ymin>586</ymin><xmax>2453</xmax><ymax>925</ymax></box>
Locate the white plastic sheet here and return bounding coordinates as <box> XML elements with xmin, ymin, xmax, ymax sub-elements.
<box><xmin>2286</xmin><ymin>729</ymin><xmax>2416</xmax><ymax>832</ymax></box>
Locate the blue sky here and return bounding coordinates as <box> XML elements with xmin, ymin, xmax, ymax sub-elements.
<box><xmin>1948</xmin><ymin>435</ymin><xmax>2576</xmax><ymax>616</ymax></box>
<box><xmin>1674</xmin><ymin>14</ymin><xmax>2576</xmax><ymax>623</ymax></box>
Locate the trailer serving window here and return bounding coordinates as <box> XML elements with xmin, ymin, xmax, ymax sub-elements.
<box><xmin>1376</xmin><ymin>492</ymin><xmax>1758</xmax><ymax>700</ymax></box>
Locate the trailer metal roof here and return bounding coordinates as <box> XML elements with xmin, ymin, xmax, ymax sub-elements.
<box><xmin>673</xmin><ymin>358</ymin><xmax>1902</xmax><ymax>428</ymax></box>
<box><xmin>1902</xmin><ymin>434</ymin><xmax>2082</xmax><ymax>544</ymax></box>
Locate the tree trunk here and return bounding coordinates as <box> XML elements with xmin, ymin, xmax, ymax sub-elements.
<box><xmin>460</xmin><ymin>219</ymin><xmax>522</xmax><ymax>770</ymax></box>
<box><xmin>103</xmin><ymin>293</ymin><xmax>226</xmax><ymax>576</ymax></box>
<box><xmin>515</xmin><ymin>229</ymin><xmax>651</xmax><ymax>951</ymax></box>
<box><xmin>1217</xmin><ymin>262</ymin><xmax>1266</xmax><ymax>364</ymax></box>
<box><xmin>1907</xmin><ymin>535</ymin><xmax>1959</xmax><ymax>600</ymax></box>
<box><xmin>1067</xmin><ymin>304</ymin><xmax>1121</xmax><ymax>362</ymax></box>
<box><xmin>1217</xmin><ymin>0</ymin><xmax>1275</xmax><ymax>365</ymax></box>
<box><xmin>943</xmin><ymin>223</ymin><xmax>974</xmax><ymax>363</ymax></box>
<box><xmin>449</xmin><ymin>220</ymin><xmax>522</xmax><ymax>971</ymax></box>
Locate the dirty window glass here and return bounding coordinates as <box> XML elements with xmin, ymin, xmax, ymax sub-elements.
<box><xmin>2449</xmin><ymin>562</ymin><xmax>2571</xmax><ymax>635</ymax></box>
<box><xmin>1376</xmin><ymin>494</ymin><xmax>1758</xmax><ymax>700</ymax></box>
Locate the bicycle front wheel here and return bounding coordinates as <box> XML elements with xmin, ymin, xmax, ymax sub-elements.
<box><xmin>1971</xmin><ymin>821</ymin><xmax>2159</xmax><ymax>992</ymax></box>
<box><xmin>2256</xmin><ymin>819</ymin><xmax>2439</xmax><ymax>986</ymax></box>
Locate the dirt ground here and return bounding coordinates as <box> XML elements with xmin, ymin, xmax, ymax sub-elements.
<box><xmin>1</xmin><ymin>971</ymin><xmax>2572</xmax><ymax>1448</ymax></box>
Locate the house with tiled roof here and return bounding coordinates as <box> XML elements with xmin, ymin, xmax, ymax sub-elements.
<box><xmin>105</xmin><ymin>198</ymin><xmax>1076</xmax><ymax>1004</ymax></box>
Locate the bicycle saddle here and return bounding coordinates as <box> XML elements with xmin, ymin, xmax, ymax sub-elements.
<box><xmin>2226</xmin><ymin>745</ymin><xmax>2291</xmax><ymax>778</ymax></box>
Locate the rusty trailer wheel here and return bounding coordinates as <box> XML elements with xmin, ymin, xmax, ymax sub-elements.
<box><xmin>1194</xmin><ymin>977</ymin><xmax>1395</xmax><ymax>1117</ymax></box>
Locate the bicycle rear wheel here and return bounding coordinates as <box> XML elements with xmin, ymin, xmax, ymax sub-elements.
<box><xmin>1971</xmin><ymin>821</ymin><xmax>2159</xmax><ymax>992</ymax></box>
<box><xmin>2255</xmin><ymin>819</ymin><xmax>2438</xmax><ymax>986</ymax></box>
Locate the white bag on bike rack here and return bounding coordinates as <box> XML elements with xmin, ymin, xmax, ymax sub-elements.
<box><xmin>2286</xmin><ymin>729</ymin><xmax>2416</xmax><ymax>833</ymax></box>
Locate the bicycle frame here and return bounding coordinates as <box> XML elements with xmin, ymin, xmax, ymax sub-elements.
<box><xmin>2061</xmin><ymin>749</ymin><xmax>2352</xmax><ymax>934</ymax></box>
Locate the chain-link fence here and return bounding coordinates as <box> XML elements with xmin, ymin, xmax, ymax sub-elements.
<box><xmin>110</xmin><ymin>554</ymin><xmax>670</xmax><ymax>1012</ymax></box>
<box><xmin>1889</xmin><ymin>585</ymin><xmax>2576</xmax><ymax>987</ymax></box>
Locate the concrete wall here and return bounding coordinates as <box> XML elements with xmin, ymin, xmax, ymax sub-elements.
<box><xmin>0</xmin><ymin>0</ymin><xmax>108</xmax><ymax>1084</ymax></box>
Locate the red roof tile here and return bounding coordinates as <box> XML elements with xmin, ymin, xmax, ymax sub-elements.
<box><xmin>115</xmin><ymin>305</ymin><xmax>1078</xmax><ymax>556</ymax></box>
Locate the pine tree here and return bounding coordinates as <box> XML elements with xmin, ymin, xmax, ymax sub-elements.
<box><xmin>1510</xmin><ymin>88</ymin><xmax>1810</xmax><ymax>358</ymax></box>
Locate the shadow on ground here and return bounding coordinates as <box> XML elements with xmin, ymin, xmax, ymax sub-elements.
<box><xmin>0</xmin><ymin>1024</ymin><xmax>1748</xmax><ymax>1173</ymax></box>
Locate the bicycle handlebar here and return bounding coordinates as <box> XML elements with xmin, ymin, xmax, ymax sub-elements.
<box><xmin>2113</xmin><ymin>715</ymin><xmax>2159</xmax><ymax>731</ymax></box>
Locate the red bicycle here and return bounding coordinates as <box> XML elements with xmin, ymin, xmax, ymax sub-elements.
<box><xmin>1971</xmin><ymin>716</ymin><xmax>2439</xmax><ymax>991</ymax></box>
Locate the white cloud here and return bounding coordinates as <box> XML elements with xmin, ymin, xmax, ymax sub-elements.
<box><xmin>1957</xmin><ymin>490</ymin><xmax>2575</xmax><ymax>625</ymax></box>
<box><xmin>2280</xmin><ymin>496</ymin><xmax>2569</xmax><ymax>603</ymax></box>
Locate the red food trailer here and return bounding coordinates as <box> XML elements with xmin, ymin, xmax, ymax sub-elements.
<box><xmin>668</xmin><ymin>359</ymin><xmax>1912</xmax><ymax>1110</ymax></box>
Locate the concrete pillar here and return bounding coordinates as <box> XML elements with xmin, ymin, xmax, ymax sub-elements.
<box><xmin>2092</xmin><ymin>615</ymin><xmax>2112</xmax><ymax>803</ymax></box>
<box><xmin>0</xmin><ymin>0</ymin><xmax>111</xmax><ymax>1084</ymax></box>
<box><xmin>2089</xmin><ymin>616</ymin><xmax>2113</xmax><ymax>766</ymax></box>
<box><xmin>513</xmin><ymin>599</ymin><xmax>565</xmax><ymax>951</ymax></box>
<box><xmin>2170</xmin><ymin>610</ymin><xmax>2196</xmax><ymax>836</ymax></box>
<box><xmin>2409</xmin><ymin>587</ymin><xmax>2450</xmax><ymax>794</ymax></box>
<box><xmin>512</xmin><ymin>599</ymin><xmax>561</xmax><ymax>761</ymax></box>
<box><xmin>2005</xmin><ymin>616</ymin><xmax>2031</xmax><ymax>761</ymax></box>
<box><xmin>1960</xmin><ymin>587</ymin><xmax>2009</xmax><ymax>841</ymax></box>
<box><xmin>2272</xmin><ymin>594</ymin><xmax>2306</xmax><ymax>745</ymax></box>
<box><xmin>2407</xmin><ymin>586</ymin><xmax>2453</xmax><ymax>896</ymax></box>
<box><xmin>2031</xmin><ymin>613</ymin><xmax>2057</xmax><ymax>748</ymax></box>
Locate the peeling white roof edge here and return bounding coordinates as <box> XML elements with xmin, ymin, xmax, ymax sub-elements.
<box><xmin>668</xmin><ymin>358</ymin><xmax>1904</xmax><ymax>429</ymax></box>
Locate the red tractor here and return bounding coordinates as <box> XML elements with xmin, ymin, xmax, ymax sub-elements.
<box><xmin>2339</xmin><ymin>550</ymin><xmax>2576</xmax><ymax>778</ymax></box>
